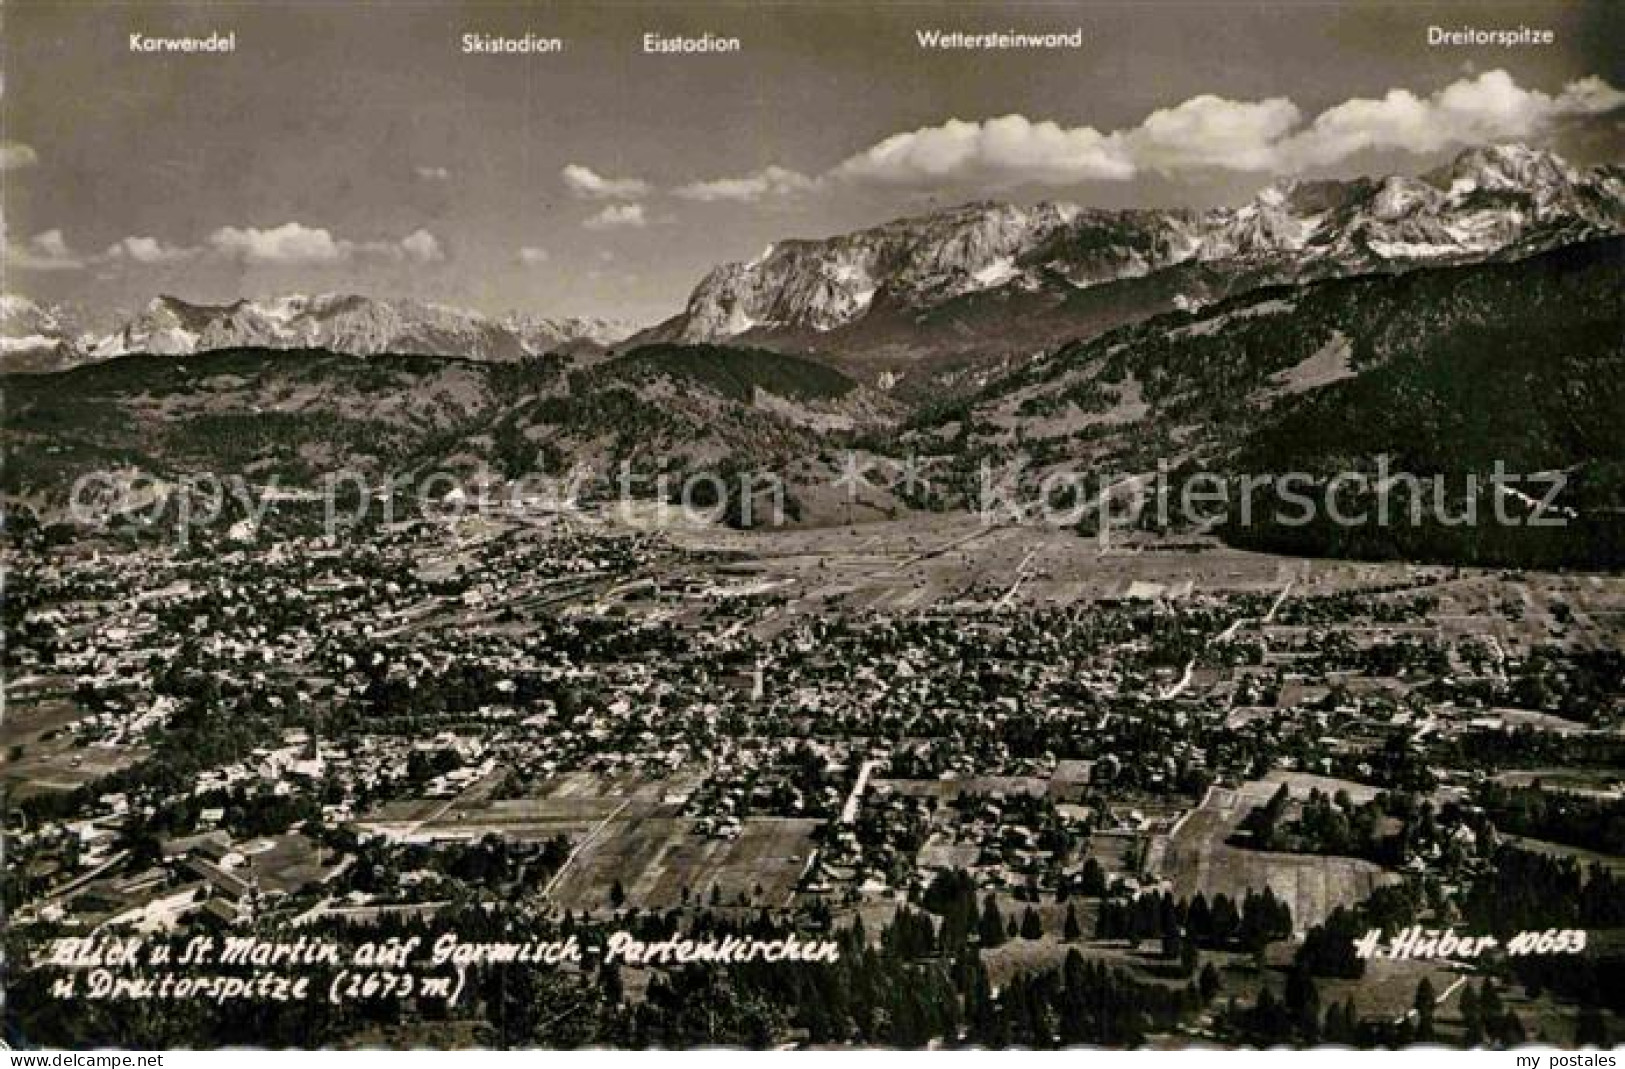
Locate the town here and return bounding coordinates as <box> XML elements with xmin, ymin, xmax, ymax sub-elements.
<box><xmin>6</xmin><ymin>499</ymin><xmax>1622</xmax><ymax>1047</ymax></box>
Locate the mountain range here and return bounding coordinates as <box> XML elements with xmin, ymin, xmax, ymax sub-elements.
<box><xmin>637</xmin><ymin>144</ymin><xmax>1625</xmax><ymax>396</ymax></box>
<box><xmin>0</xmin><ymin>293</ymin><xmax>637</xmax><ymax>374</ymax></box>
<box><xmin>4</xmin><ymin>143</ymin><xmax>1622</xmax><ymax>565</ymax></box>
<box><xmin>8</xmin><ymin>146</ymin><xmax>1617</xmax><ymax>392</ymax></box>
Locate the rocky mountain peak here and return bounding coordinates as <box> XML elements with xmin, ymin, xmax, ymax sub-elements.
<box><xmin>658</xmin><ymin>143</ymin><xmax>1624</xmax><ymax>366</ymax></box>
<box><xmin>1428</xmin><ymin>143</ymin><xmax>1580</xmax><ymax>194</ymax></box>
<box><xmin>54</xmin><ymin>293</ymin><xmax>635</xmax><ymax>366</ymax></box>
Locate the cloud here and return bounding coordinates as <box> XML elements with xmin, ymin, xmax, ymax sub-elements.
<box><xmin>207</xmin><ymin>222</ymin><xmax>445</xmax><ymax>265</ymax></box>
<box><xmin>31</xmin><ymin>229</ymin><xmax>72</xmax><ymax>260</ymax></box>
<box><xmin>582</xmin><ymin>203</ymin><xmax>646</xmax><ymax>230</ymax></box>
<box><xmin>10</xmin><ymin>227</ymin><xmax>84</xmax><ymax>271</ymax></box>
<box><xmin>821</xmin><ymin>70</ymin><xmax>1624</xmax><ymax>186</ymax></box>
<box><xmin>209</xmin><ymin>222</ymin><xmax>348</xmax><ymax>265</ymax></box>
<box><xmin>394</xmin><ymin>228</ymin><xmax>444</xmax><ymax>263</ymax></box>
<box><xmin>1277</xmin><ymin>71</ymin><xmax>1625</xmax><ymax>168</ymax></box>
<box><xmin>673</xmin><ymin>165</ymin><xmax>819</xmax><ymax>203</ymax></box>
<box><xmin>4</xmin><ymin>220</ymin><xmax>84</xmax><ymax>271</ymax></box>
<box><xmin>517</xmin><ymin>246</ymin><xmax>550</xmax><ymax>266</ymax></box>
<box><xmin>561</xmin><ymin>164</ymin><xmax>650</xmax><ymax>199</ymax></box>
<box><xmin>103</xmin><ymin>235</ymin><xmax>200</xmax><ymax>264</ymax></box>
<box><xmin>0</xmin><ymin>142</ymin><xmax>38</xmax><ymax>171</ymax></box>
<box><xmin>1122</xmin><ymin>95</ymin><xmax>1302</xmax><ymax>172</ymax></box>
<box><xmin>414</xmin><ymin>165</ymin><xmax>451</xmax><ymax>181</ymax></box>
<box><xmin>832</xmin><ymin>115</ymin><xmax>1133</xmax><ymax>186</ymax></box>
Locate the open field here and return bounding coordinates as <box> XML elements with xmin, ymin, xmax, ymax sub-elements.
<box><xmin>872</xmin><ymin>776</ymin><xmax>1049</xmax><ymax>800</ymax></box>
<box><xmin>547</xmin><ymin>814</ymin><xmax>820</xmax><ymax>911</ymax></box>
<box><xmin>1</xmin><ymin>693</ymin><xmax>138</xmax><ymax>798</ymax></box>
<box><xmin>1152</xmin><ymin>783</ymin><xmax>1396</xmax><ymax>932</ymax></box>
<box><xmin>668</xmin><ymin>515</ymin><xmax>1458</xmax><ymax>626</ymax></box>
<box><xmin>4</xmin><ymin>725</ymin><xmax>147</xmax><ymax>799</ymax></box>
<box><xmin>1427</xmin><ymin>572</ymin><xmax>1625</xmax><ymax>654</ymax></box>
<box><xmin>1239</xmin><ymin>770</ymin><xmax>1385</xmax><ymax>807</ymax></box>
<box><xmin>240</xmin><ymin>831</ymin><xmax>343</xmax><ymax>895</ymax></box>
<box><xmin>1491</xmin><ymin>768</ymin><xmax>1625</xmax><ymax>799</ymax></box>
<box><xmin>1504</xmin><ymin>835</ymin><xmax>1625</xmax><ymax>874</ymax></box>
<box><xmin>1085</xmin><ymin>830</ymin><xmax>1145</xmax><ymax>875</ymax></box>
<box><xmin>2</xmin><ymin>693</ymin><xmax>84</xmax><ymax>740</ymax></box>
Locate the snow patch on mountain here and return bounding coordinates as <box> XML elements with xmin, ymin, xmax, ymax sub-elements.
<box><xmin>76</xmin><ymin>294</ymin><xmax>638</xmax><ymax>365</ymax></box>
<box><xmin>667</xmin><ymin>145</ymin><xmax>1625</xmax><ymax>346</ymax></box>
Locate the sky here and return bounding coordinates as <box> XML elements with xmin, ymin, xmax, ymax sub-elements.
<box><xmin>3</xmin><ymin>0</ymin><xmax>1622</xmax><ymax>326</ymax></box>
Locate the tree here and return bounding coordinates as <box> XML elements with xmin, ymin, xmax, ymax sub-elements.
<box><xmin>1323</xmin><ymin>996</ymin><xmax>1359</xmax><ymax>1044</ymax></box>
<box><xmin>609</xmin><ymin>879</ymin><xmax>626</xmax><ymax>909</ymax></box>
<box><xmin>1180</xmin><ymin>938</ymin><xmax>1200</xmax><ymax>978</ymax></box>
<box><xmin>1063</xmin><ymin>903</ymin><xmax>1082</xmax><ymax>941</ymax></box>
<box><xmin>1414</xmin><ymin>977</ymin><xmax>1436</xmax><ymax>1041</ymax></box>
<box><xmin>1080</xmin><ymin>857</ymin><xmax>1107</xmax><ymax>897</ymax></box>
<box><xmin>1295</xmin><ymin>906</ymin><xmax>1366</xmax><ymax>979</ymax></box>
<box><xmin>1577</xmin><ymin>1005</ymin><xmax>1610</xmax><ymax>1048</ymax></box>
<box><xmin>1252</xmin><ymin>986</ymin><xmax>1288</xmax><ymax>1042</ymax></box>
<box><xmin>1020</xmin><ymin>906</ymin><xmax>1043</xmax><ymax>940</ymax></box>
<box><xmin>1211</xmin><ymin>893</ymin><xmax>1241</xmax><ymax>946</ymax></box>
<box><xmin>1187</xmin><ymin>892</ymin><xmax>1213</xmax><ymax>944</ymax></box>
<box><xmin>600</xmin><ymin>961</ymin><xmax>624</xmax><ymax>1004</ymax></box>
<box><xmin>1460</xmin><ymin>984</ymin><xmax>1484</xmax><ymax>1047</ymax></box>
<box><xmin>1199</xmin><ymin>962</ymin><xmax>1221</xmax><ymax>1004</ymax></box>
<box><xmin>1285</xmin><ymin>965</ymin><xmax>1321</xmax><ymax>1042</ymax></box>
<box><xmin>979</xmin><ymin>894</ymin><xmax>1007</xmax><ymax>948</ymax></box>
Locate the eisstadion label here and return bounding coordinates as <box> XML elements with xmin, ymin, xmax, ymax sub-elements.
<box><xmin>642</xmin><ymin>32</ymin><xmax>742</xmax><ymax>53</ymax></box>
<box><xmin>916</xmin><ymin>28</ymin><xmax>1085</xmax><ymax>49</ymax></box>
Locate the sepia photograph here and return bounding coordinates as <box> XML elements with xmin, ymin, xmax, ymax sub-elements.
<box><xmin>2</xmin><ymin>0</ymin><xmax>1622</xmax><ymax>1054</ymax></box>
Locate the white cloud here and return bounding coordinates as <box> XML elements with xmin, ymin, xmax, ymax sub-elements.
<box><xmin>1277</xmin><ymin>71</ymin><xmax>1625</xmax><ymax>168</ymax></box>
<box><xmin>582</xmin><ymin>204</ymin><xmax>646</xmax><ymax>230</ymax></box>
<box><xmin>821</xmin><ymin>70</ymin><xmax>1625</xmax><ymax>186</ymax></box>
<box><xmin>832</xmin><ymin>114</ymin><xmax>1133</xmax><ymax>186</ymax></box>
<box><xmin>517</xmin><ymin>246</ymin><xmax>550</xmax><ymax>266</ymax></box>
<box><xmin>0</xmin><ymin>142</ymin><xmax>38</xmax><ymax>171</ymax></box>
<box><xmin>561</xmin><ymin>164</ymin><xmax>650</xmax><ymax>199</ymax></box>
<box><xmin>414</xmin><ymin>165</ymin><xmax>451</xmax><ymax>181</ymax></box>
<box><xmin>673</xmin><ymin>165</ymin><xmax>819</xmax><ymax>203</ymax></box>
<box><xmin>9</xmin><ymin>227</ymin><xmax>84</xmax><ymax>271</ymax></box>
<box><xmin>103</xmin><ymin>235</ymin><xmax>199</xmax><ymax>264</ymax></box>
<box><xmin>395</xmin><ymin>228</ymin><xmax>444</xmax><ymax>263</ymax></box>
<box><xmin>207</xmin><ymin>222</ymin><xmax>445</xmax><ymax>265</ymax></box>
<box><xmin>1122</xmin><ymin>95</ymin><xmax>1302</xmax><ymax>172</ymax></box>
<box><xmin>31</xmin><ymin>229</ymin><xmax>72</xmax><ymax>260</ymax></box>
<box><xmin>209</xmin><ymin>222</ymin><xmax>348</xmax><ymax>265</ymax></box>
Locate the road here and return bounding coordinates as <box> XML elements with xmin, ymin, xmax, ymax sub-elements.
<box><xmin>840</xmin><ymin>759</ymin><xmax>881</xmax><ymax>825</ymax></box>
<box><xmin>539</xmin><ymin>797</ymin><xmax>633</xmax><ymax>902</ymax></box>
<box><xmin>995</xmin><ymin>546</ymin><xmax>1042</xmax><ymax>610</ymax></box>
<box><xmin>1160</xmin><ymin>577</ymin><xmax>1293</xmax><ymax>700</ymax></box>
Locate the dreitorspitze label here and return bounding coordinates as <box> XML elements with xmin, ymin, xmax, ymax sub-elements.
<box><xmin>1427</xmin><ymin>25</ymin><xmax>1555</xmax><ymax>46</ymax></box>
<box><xmin>1354</xmin><ymin>926</ymin><xmax>1587</xmax><ymax>961</ymax></box>
<box><xmin>128</xmin><ymin>32</ymin><xmax>236</xmax><ymax>53</ymax></box>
